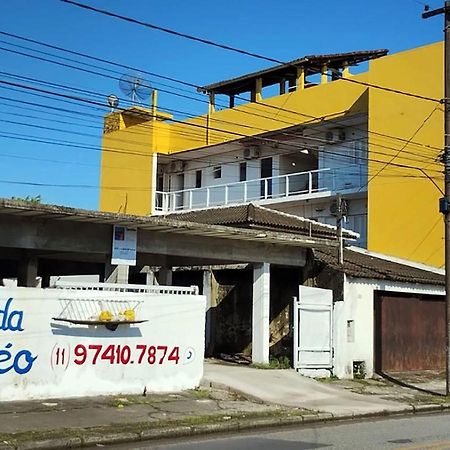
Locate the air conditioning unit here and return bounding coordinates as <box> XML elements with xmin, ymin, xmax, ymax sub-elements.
<box><xmin>169</xmin><ymin>160</ymin><xmax>185</xmax><ymax>173</ymax></box>
<box><xmin>243</xmin><ymin>146</ymin><xmax>261</xmax><ymax>160</ymax></box>
<box><xmin>325</xmin><ymin>129</ymin><xmax>346</xmax><ymax>143</ymax></box>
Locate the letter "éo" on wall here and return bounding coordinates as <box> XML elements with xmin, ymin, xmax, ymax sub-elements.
<box><xmin>0</xmin><ymin>298</ymin><xmax>37</xmax><ymax>375</ymax></box>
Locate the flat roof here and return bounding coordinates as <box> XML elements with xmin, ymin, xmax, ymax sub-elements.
<box><xmin>199</xmin><ymin>50</ymin><xmax>388</xmax><ymax>96</ymax></box>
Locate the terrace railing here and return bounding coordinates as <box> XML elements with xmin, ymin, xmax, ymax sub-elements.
<box><xmin>155</xmin><ymin>165</ymin><xmax>366</xmax><ymax>213</ymax></box>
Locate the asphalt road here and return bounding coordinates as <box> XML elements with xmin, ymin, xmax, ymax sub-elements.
<box><xmin>109</xmin><ymin>412</ymin><xmax>450</xmax><ymax>449</ymax></box>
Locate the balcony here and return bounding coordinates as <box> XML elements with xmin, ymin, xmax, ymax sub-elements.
<box><xmin>155</xmin><ymin>165</ymin><xmax>366</xmax><ymax>213</ymax></box>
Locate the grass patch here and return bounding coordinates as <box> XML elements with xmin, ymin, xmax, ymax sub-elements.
<box><xmin>315</xmin><ymin>375</ymin><xmax>339</xmax><ymax>383</ymax></box>
<box><xmin>188</xmin><ymin>389</ymin><xmax>213</xmax><ymax>400</ymax></box>
<box><xmin>250</xmin><ymin>356</ymin><xmax>291</xmax><ymax>370</ymax></box>
<box><xmin>0</xmin><ymin>409</ymin><xmax>309</xmax><ymax>445</ymax></box>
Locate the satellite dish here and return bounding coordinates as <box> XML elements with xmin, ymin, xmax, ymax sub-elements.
<box><xmin>107</xmin><ymin>94</ymin><xmax>119</xmax><ymax>112</ymax></box>
<box><xmin>119</xmin><ymin>73</ymin><xmax>152</xmax><ymax>105</ymax></box>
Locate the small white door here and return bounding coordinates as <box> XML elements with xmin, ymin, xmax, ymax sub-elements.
<box><xmin>294</xmin><ymin>286</ymin><xmax>333</xmax><ymax>369</ymax></box>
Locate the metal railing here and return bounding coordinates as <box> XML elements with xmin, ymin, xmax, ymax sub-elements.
<box><xmin>155</xmin><ymin>165</ymin><xmax>366</xmax><ymax>213</ymax></box>
<box><xmin>53</xmin><ymin>281</ymin><xmax>199</xmax><ymax>295</ymax></box>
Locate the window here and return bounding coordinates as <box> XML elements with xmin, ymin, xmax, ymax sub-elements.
<box><xmin>213</xmin><ymin>166</ymin><xmax>222</xmax><ymax>179</ymax></box>
<box><xmin>239</xmin><ymin>162</ymin><xmax>247</xmax><ymax>182</ymax></box>
<box><xmin>195</xmin><ymin>170</ymin><xmax>202</xmax><ymax>188</ymax></box>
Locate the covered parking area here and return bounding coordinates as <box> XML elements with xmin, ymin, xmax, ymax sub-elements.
<box><xmin>0</xmin><ymin>199</ymin><xmax>340</xmax><ymax>364</ymax></box>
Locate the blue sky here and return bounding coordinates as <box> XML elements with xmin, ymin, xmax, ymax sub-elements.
<box><xmin>0</xmin><ymin>0</ymin><xmax>444</xmax><ymax>210</ymax></box>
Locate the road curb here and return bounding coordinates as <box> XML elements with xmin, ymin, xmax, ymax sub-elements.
<box><xmin>2</xmin><ymin>403</ymin><xmax>449</xmax><ymax>449</ymax></box>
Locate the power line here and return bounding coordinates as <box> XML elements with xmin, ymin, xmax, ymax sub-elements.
<box><xmin>59</xmin><ymin>0</ymin><xmax>283</xmax><ymax>65</ymax></box>
<box><xmin>59</xmin><ymin>0</ymin><xmax>442</xmax><ymax>104</ymax></box>
<box><xmin>0</xmin><ymin>71</ymin><xmax>441</xmax><ymax>168</ymax></box>
<box><xmin>0</xmin><ymin>78</ymin><xmax>442</xmax><ymax>185</ymax></box>
<box><xmin>0</xmin><ymin>30</ymin><xmax>442</xmax><ymax>153</ymax></box>
<box><xmin>359</xmin><ymin>104</ymin><xmax>442</xmax><ymax>191</ymax></box>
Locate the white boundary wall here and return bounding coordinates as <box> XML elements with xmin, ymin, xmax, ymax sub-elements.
<box><xmin>333</xmin><ymin>276</ymin><xmax>445</xmax><ymax>379</ymax></box>
<box><xmin>0</xmin><ymin>287</ymin><xmax>206</xmax><ymax>401</ymax></box>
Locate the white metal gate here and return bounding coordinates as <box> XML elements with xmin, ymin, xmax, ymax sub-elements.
<box><xmin>293</xmin><ymin>286</ymin><xmax>333</xmax><ymax>370</ymax></box>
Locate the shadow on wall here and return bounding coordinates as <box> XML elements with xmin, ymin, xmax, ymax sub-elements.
<box><xmin>174</xmin><ymin>266</ymin><xmax>301</xmax><ymax>364</ymax></box>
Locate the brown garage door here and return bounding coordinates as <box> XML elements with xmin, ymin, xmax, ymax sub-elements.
<box><xmin>374</xmin><ymin>292</ymin><xmax>445</xmax><ymax>372</ymax></box>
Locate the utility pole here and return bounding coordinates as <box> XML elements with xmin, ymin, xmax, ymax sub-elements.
<box><xmin>332</xmin><ymin>194</ymin><xmax>346</xmax><ymax>265</ymax></box>
<box><xmin>422</xmin><ymin>2</ymin><xmax>450</xmax><ymax>396</ymax></box>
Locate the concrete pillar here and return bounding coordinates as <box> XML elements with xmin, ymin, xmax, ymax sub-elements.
<box><xmin>146</xmin><ymin>270</ymin><xmax>156</xmax><ymax>285</ymax></box>
<box><xmin>279</xmin><ymin>79</ymin><xmax>286</xmax><ymax>95</ymax></box>
<box><xmin>116</xmin><ymin>265</ymin><xmax>129</xmax><ymax>284</ymax></box>
<box><xmin>321</xmin><ymin>64</ymin><xmax>328</xmax><ymax>84</ymax></box>
<box><xmin>150</xmin><ymin>152</ymin><xmax>158</xmax><ymax>215</ymax></box>
<box><xmin>296</xmin><ymin>67</ymin><xmax>305</xmax><ymax>90</ymax></box>
<box><xmin>41</xmin><ymin>274</ymin><xmax>51</xmax><ymax>288</ymax></box>
<box><xmin>151</xmin><ymin>89</ymin><xmax>158</xmax><ymax>120</ymax></box>
<box><xmin>252</xmin><ymin>262</ymin><xmax>270</xmax><ymax>364</ymax></box>
<box><xmin>104</xmin><ymin>262</ymin><xmax>129</xmax><ymax>284</ymax></box>
<box><xmin>342</xmin><ymin>62</ymin><xmax>350</xmax><ymax>78</ymax></box>
<box><xmin>17</xmin><ymin>256</ymin><xmax>38</xmax><ymax>287</ymax></box>
<box><xmin>203</xmin><ymin>269</ymin><xmax>218</xmax><ymax>356</ymax></box>
<box><xmin>288</xmin><ymin>78</ymin><xmax>296</xmax><ymax>92</ymax></box>
<box><xmin>229</xmin><ymin>95</ymin><xmax>235</xmax><ymax>108</ymax></box>
<box><xmin>158</xmin><ymin>268</ymin><xmax>172</xmax><ymax>286</ymax></box>
<box><xmin>255</xmin><ymin>77</ymin><xmax>262</xmax><ymax>102</ymax></box>
<box><xmin>208</xmin><ymin>92</ymin><xmax>215</xmax><ymax>114</ymax></box>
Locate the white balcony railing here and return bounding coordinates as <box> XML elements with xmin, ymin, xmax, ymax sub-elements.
<box><xmin>155</xmin><ymin>165</ymin><xmax>366</xmax><ymax>213</ymax></box>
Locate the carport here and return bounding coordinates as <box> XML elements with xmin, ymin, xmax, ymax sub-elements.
<box><xmin>0</xmin><ymin>198</ymin><xmax>340</xmax><ymax>364</ymax></box>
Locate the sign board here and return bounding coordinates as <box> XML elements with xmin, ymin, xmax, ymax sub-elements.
<box><xmin>0</xmin><ymin>287</ymin><xmax>206</xmax><ymax>401</ymax></box>
<box><xmin>111</xmin><ymin>225</ymin><xmax>137</xmax><ymax>266</ymax></box>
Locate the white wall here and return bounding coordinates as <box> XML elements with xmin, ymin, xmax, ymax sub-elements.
<box><xmin>165</xmin><ymin>146</ymin><xmax>285</xmax><ymax>209</ymax></box>
<box><xmin>0</xmin><ymin>287</ymin><xmax>206</xmax><ymax>401</ymax></box>
<box><xmin>318</xmin><ymin>127</ymin><xmax>368</xmax><ymax>192</ymax></box>
<box><xmin>333</xmin><ymin>276</ymin><xmax>445</xmax><ymax>379</ymax></box>
<box><xmin>272</xmin><ymin>196</ymin><xmax>368</xmax><ymax>247</ymax></box>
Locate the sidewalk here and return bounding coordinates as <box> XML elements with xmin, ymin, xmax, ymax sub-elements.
<box><xmin>1</xmin><ymin>363</ymin><xmax>449</xmax><ymax>450</ymax></box>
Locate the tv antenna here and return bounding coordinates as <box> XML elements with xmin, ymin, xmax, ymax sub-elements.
<box><xmin>119</xmin><ymin>73</ymin><xmax>152</xmax><ymax>105</ymax></box>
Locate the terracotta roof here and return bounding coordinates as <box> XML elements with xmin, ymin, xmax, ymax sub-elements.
<box><xmin>199</xmin><ymin>49</ymin><xmax>388</xmax><ymax>96</ymax></box>
<box><xmin>164</xmin><ymin>204</ymin><xmax>358</xmax><ymax>240</ymax></box>
<box><xmin>315</xmin><ymin>247</ymin><xmax>444</xmax><ymax>286</ymax></box>
<box><xmin>0</xmin><ymin>198</ymin><xmax>337</xmax><ymax>249</ymax></box>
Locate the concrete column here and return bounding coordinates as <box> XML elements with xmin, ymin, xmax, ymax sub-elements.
<box><xmin>104</xmin><ymin>262</ymin><xmax>129</xmax><ymax>284</ymax></box>
<box><xmin>321</xmin><ymin>64</ymin><xmax>328</xmax><ymax>84</ymax></box>
<box><xmin>116</xmin><ymin>265</ymin><xmax>129</xmax><ymax>284</ymax></box>
<box><xmin>342</xmin><ymin>62</ymin><xmax>350</xmax><ymax>78</ymax></box>
<box><xmin>229</xmin><ymin>95</ymin><xmax>235</xmax><ymax>108</ymax></box>
<box><xmin>146</xmin><ymin>270</ymin><xmax>156</xmax><ymax>285</ymax></box>
<box><xmin>17</xmin><ymin>256</ymin><xmax>38</xmax><ymax>287</ymax></box>
<box><xmin>288</xmin><ymin>78</ymin><xmax>296</xmax><ymax>92</ymax></box>
<box><xmin>255</xmin><ymin>78</ymin><xmax>262</xmax><ymax>102</ymax></box>
<box><xmin>150</xmin><ymin>152</ymin><xmax>158</xmax><ymax>215</ymax></box>
<box><xmin>158</xmin><ymin>268</ymin><xmax>172</xmax><ymax>286</ymax></box>
<box><xmin>151</xmin><ymin>89</ymin><xmax>158</xmax><ymax>120</ymax></box>
<box><xmin>296</xmin><ymin>67</ymin><xmax>305</xmax><ymax>90</ymax></box>
<box><xmin>252</xmin><ymin>262</ymin><xmax>270</xmax><ymax>364</ymax></box>
<box><xmin>279</xmin><ymin>79</ymin><xmax>286</xmax><ymax>95</ymax></box>
<box><xmin>208</xmin><ymin>93</ymin><xmax>215</xmax><ymax>114</ymax></box>
<box><xmin>41</xmin><ymin>274</ymin><xmax>51</xmax><ymax>288</ymax></box>
<box><xmin>203</xmin><ymin>269</ymin><xmax>218</xmax><ymax>356</ymax></box>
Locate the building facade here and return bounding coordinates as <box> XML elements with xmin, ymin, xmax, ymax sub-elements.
<box><xmin>100</xmin><ymin>42</ymin><xmax>444</xmax><ymax>267</ymax></box>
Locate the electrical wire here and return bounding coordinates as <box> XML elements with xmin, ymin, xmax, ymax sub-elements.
<box><xmin>58</xmin><ymin>0</ymin><xmax>442</xmax><ymax>104</ymax></box>
<box><xmin>0</xmin><ymin>30</ymin><xmax>443</xmax><ymax>153</ymax></box>
<box><xmin>0</xmin><ymin>75</ymin><xmax>441</xmax><ymax>170</ymax></box>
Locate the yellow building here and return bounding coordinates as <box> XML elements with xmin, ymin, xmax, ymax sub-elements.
<box><xmin>99</xmin><ymin>43</ymin><xmax>444</xmax><ymax>267</ymax></box>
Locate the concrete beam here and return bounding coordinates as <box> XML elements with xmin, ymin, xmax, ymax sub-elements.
<box><xmin>252</xmin><ymin>262</ymin><xmax>270</xmax><ymax>364</ymax></box>
<box><xmin>0</xmin><ymin>215</ymin><xmax>308</xmax><ymax>267</ymax></box>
